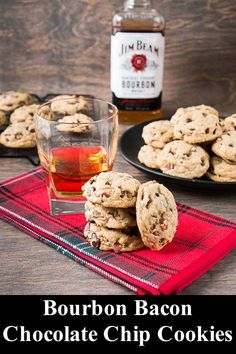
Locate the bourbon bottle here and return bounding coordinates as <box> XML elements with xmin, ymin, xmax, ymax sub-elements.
<box><xmin>111</xmin><ymin>0</ymin><xmax>165</xmax><ymax>124</ymax></box>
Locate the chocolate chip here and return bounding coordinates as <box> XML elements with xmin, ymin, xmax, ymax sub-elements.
<box><xmin>101</xmin><ymin>192</ymin><xmax>110</xmax><ymax>198</ymax></box>
<box><xmin>213</xmin><ymin>128</ymin><xmax>217</xmax><ymax>134</ymax></box>
<box><xmin>186</xmin><ymin>118</ymin><xmax>192</xmax><ymax>123</ymax></box>
<box><xmin>200</xmin><ymin>158</ymin><xmax>205</xmax><ymax>166</ymax></box>
<box><xmin>120</xmin><ymin>191</ymin><xmax>125</xmax><ymax>198</ymax></box>
<box><xmin>159</xmin><ymin>238</ymin><xmax>166</xmax><ymax>245</ymax></box>
<box><xmin>92</xmin><ymin>239</ymin><xmax>101</xmax><ymax>249</ymax></box>
<box><xmin>183</xmin><ymin>152</ymin><xmax>191</xmax><ymax>157</ymax></box>
<box><xmin>15</xmin><ymin>133</ymin><xmax>23</xmax><ymax>140</ymax></box>
<box><xmin>205</xmin><ymin>128</ymin><xmax>210</xmax><ymax>134</ymax></box>
<box><xmin>229</xmin><ymin>144</ymin><xmax>233</xmax><ymax>147</ymax></box>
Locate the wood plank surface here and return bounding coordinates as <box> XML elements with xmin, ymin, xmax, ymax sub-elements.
<box><xmin>0</xmin><ymin>1</ymin><xmax>236</xmax><ymax>294</ymax></box>
<box><xmin>0</xmin><ymin>0</ymin><xmax>236</xmax><ymax>114</ymax></box>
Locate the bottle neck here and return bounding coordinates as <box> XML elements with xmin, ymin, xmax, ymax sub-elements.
<box><xmin>124</xmin><ymin>0</ymin><xmax>152</xmax><ymax>10</ymax></box>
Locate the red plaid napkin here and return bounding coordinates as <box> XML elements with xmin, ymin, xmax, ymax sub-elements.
<box><xmin>0</xmin><ymin>167</ymin><xmax>235</xmax><ymax>295</ymax></box>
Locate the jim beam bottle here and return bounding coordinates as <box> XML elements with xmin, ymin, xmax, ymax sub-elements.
<box><xmin>111</xmin><ymin>0</ymin><xmax>165</xmax><ymax>124</ymax></box>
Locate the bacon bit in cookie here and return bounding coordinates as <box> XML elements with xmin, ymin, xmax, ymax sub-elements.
<box><xmin>160</xmin><ymin>214</ymin><xmax>168</xmax><ymax>231</ymax></box>
<box><xmin>114</xmin><ymin>242</ymin><xmax>122</xmax><ymax>253</ymax></box>
<box><xmin>165</xmin><ymin>163</ymin><xmax>174</xmax><ymax>170</ymax></box>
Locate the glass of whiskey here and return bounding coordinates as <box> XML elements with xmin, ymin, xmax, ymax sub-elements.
<box><xmin>35</xmin><ymin>96</ymin><xmax>119</xmax><ymax>215</ymax></box>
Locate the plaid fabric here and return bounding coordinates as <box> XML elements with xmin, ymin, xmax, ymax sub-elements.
<box><xmin>0</xmin><ymin>167</ymin><xmax>235</xmax><ymax>295</ymax></box>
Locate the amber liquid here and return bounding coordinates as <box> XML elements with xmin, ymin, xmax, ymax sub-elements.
<box><xmin>112</xmin><ymin>19</ymin><xmax>164</xmax><ymax>124</ymax></box>
<box><xmin>49</xmin><ymin>146</ymin><xmax>108</xmax><ymax>197</ymax></box>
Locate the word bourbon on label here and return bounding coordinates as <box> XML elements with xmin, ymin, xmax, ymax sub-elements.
<box><xmin>111</xmin><ymin>0</ymin><xmax>165</xmax><ymax>124</ymax></box>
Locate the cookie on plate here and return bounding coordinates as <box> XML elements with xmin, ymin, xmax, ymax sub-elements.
<box><xmin>84</xmin><ymin>222</ymin><xmax>144</xmax><ymax>253</ymax></box>
<box><xmin>0</xmin><ymin>123</ymin><xmax>36</xmax><ymax>148</ymax></box>
<box><xmin>212</xmin><ymin>131</ymin><xmax>236</xmax><ymax>164</ymax></box>
<box><xmin>0</xmin><ymin>111</ymin><xmax>7</xmax><ymax>126</ymax></box>
<box><xmin>171</xmin><ymin>105</ymin><xmax>219</xmax><ymax>125</ymax></box>
<box><xmin>56</xmin><ymin>113</ymin><xmax>93</xmax><ymax>133</ymax></box>
<box><xmin>85</xmin><ymin>201</ymin><xmax>136</xmax><ymax>229</ymax></box>
<box><xmin>137</xmin><ymin>145</ymin><xmax>161</xmax><ymax>169</ymax></box>
<box><xmin>207</xmin><ymin>155</ymin><xmax>236</xmax><ymax>182</ymax></box>
<box><xmin>10</xmin><ymin>104</ymin><xmax>40</xmax><ymax>124</ymax></box>
<box><xmin>173</xmin><ymin>109</ymin><xmax>222</xmax><ymax>144</ymax></box>
<box><xmin>50</xmin><ymin>95</ymin><xmax>88</xmax><ymax>115</ymax></box>
<box><xmin>156</xmin><ymin>140</ymin><xmax>210</xmax><ymax>179</ymax></box>
<box><xmin>0</xmin><ymin>91</ymin><xmax>32</xmax><ymax>112</ymax></box>
<box><xmin>142</xmin><ymin>120</ymin><xmax>173</xmax><ymax>148</ymax></box>
<box><xmin>82</xmin><ymin>172</ymin><xmax>141</xmax><ymax>208</ymax></box>
<box><xmin>223</xmin><ymin>114</ymin><xmax>236</xmax><ymax>132</ymax></box>
<box><xmin>136</xmin><ymin>181</ymin><xmax>178</xmax><ymax>251</ymax></box>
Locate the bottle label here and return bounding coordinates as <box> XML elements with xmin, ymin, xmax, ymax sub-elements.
<box><xmin>111</xmin><ymin>32</ymin><xmax>165</xmax><ymax>99</ymax></box>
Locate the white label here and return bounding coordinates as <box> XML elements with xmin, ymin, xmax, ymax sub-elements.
<box><xmin>110</xmin><ymin>32</ymin><xmax>165</xmax><ymax>99</ymax></box>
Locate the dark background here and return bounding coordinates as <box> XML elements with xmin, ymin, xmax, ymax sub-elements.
<box><xmin>0</xmin><ymin>0</ymin><xmax>236</xmax><ymax>114</ymax></box>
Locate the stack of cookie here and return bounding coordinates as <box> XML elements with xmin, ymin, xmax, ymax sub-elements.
<box><xmin>82</xmin><ymin>172</ymin><xmax>144</xmax><ymax>253</ymax></box>
<box><xmin>0</xmin><ymin>92</ymin><xmax>93</xmax><ymax>148</ymax></box>
<box><xmin>138</xmin><ymin>104</ymin><xmax>236</xmax><ymax>182</ymax></box>
<box><xmin>49</xmin><ymin>94</ymin><xmax>93</xmax><ymax>134</ymax></box>
<box><xmin>82</xmin><ymin>172</ymin><xmax>178</xmax><ymax>253</ymax></box>
<box><xmin>0</xmin><ymin>91</ymin><xmax>39</xmax><ymax>148</ymax></box>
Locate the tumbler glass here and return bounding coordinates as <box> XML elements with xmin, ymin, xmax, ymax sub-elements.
<box><xmin>35</xmin><ymin>96</ymin><xmax>118</xmax><ymax>215</ymax></box>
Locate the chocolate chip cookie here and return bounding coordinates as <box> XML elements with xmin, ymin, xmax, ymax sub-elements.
<box><xmin>84</xmin><ymin>222</ymin><xmax>144</xmax><ymax>253</ymax></box>
<box><xmin>207</xmin><ymin>155</ymin><xmax>236</xmax><ymax>182</ymax></box>
<box><xmin>142</xmin><ymin>120</ymin><xmax>174</xmax><ymax>148</ymax></box>
<box><xmin>0</xmin><ymin>123</ymin><xmax>36</xmax><ymax>148</ymax></box>
<box><xmin>136</xmin><ymin>181</ymin><xmax>178</xmax><ymax>251</ymax></box>
<box><xmin>173</xmin><ymin>109</ymin><xmax>222</xmax><ymax>144</ymax></box>
<box><xmin>56</xmin><ymin>113</ymin><xmax>93</xmax><ymax>133</ymax></box>
<box><xmin>10</xmin><ymin>104</ymin><xmax>40</xmax><ymax>124</ymax></box>
<box><xmin>171</xmin><ymin>105</ymin><xmax>219</xmax><ymax>125</ymax></box>
<box><xmin>138</xmin><ymin>145</ymin><xmax>161</xmax><ymax>169</ymax></box>
<box><xmin>156</xmin><ymin>140</ymin><xmax>210</xmax><ymax>179</ymax></box>
<box><xmin>85</xmin><ymin>201</ymin><xmax>136</xmax><ymax>229</ymax></box>
<box><xmin>223</xmin><ymin>114</ymin><xmax>236</xmax><ymax>132</ymax></box>
<box><xmin>50</xmin><ymin>95</ymin><xmax>88</xmax><ymax>115</ymax></box>
<box><xmin>82</xmin><ymin>172</ymin><xmax>141</xmax><ymax>208</ymax></box>
<box><xmin>0</xmin><ymin>91</ymin><xmax>32</xmax><ymax>112</ymax></box>
<box><xmin>212</xmin><ymin>131</ymin><xmax>236</xmax><ymax>164</ymax></box>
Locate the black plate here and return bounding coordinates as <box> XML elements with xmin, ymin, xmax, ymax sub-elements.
<box><xmin>119</xmin><ymin>118</ymin><xmax>236</xmax><ymax>191</ymax></box>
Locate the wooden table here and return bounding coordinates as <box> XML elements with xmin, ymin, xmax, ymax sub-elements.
<box><xmin>0</xmin><ymin>124</ymin><xmax>235</xmax><ymax>295</ymax></box>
